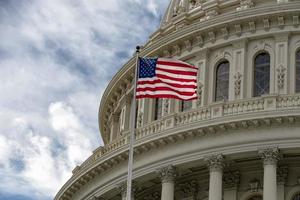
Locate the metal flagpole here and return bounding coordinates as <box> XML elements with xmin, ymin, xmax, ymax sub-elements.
<box><xmin>126</xmin><ymin>46</ymin><xmax>140</xmax><ymax>200</ymax></box>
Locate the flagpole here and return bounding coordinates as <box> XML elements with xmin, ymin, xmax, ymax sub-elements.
<box><xmin>126</xmin><ymin>45</ymin><xmax>140</xmax><ymax>200</ymax></box>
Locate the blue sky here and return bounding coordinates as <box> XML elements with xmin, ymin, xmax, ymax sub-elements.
<box><xmin>0</xmin><ymin>0</ymin><xmax>169</xmax><ymax>199</ymax></box>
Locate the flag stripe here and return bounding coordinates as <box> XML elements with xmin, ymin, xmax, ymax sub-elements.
<box><xmin>137</xmin><ymin>86</ymin><xmax>196</xmax><ymax>95</ymax></box>
<box><xmin>156</xmin><ymin>64</ymin><xmax>198</xmax><ymax>72</ymax></box>
<box><xmin>136</xmin><ymin>90</ymin><xmax>197</xmax><ymax>100</ymax></box>
<box><xmin>157</xmin><ymin>60</ymin><xmax>197</xmax><ymax>70</ymax></box>
<box><xmin>156</xmin><ymin>67</ymin><xmax>198</xmax><ymax>76</ymax></box>
<box><xmin>138</xmin><ymin>77</ymin><xmax>197</xmax><ymax>87</ymax></box>
<box><xmin>136</xmin><ymin>94</ymin><xmax>197</xmax><ymax>101</ymax></box>
<box><xmin>156</xmin><ymin>73</ymin><xmax>197</xmax><ymax>83</ymax></box>
<box><xmin>137</xmin><ymin>79</ymin><xmax>197</xmax><ymax>89</ymax></box>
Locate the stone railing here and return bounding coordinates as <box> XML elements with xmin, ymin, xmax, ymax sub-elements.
<box><xmin>76</xmin><ymin>94</ymin><xmax>300</xmax><ymax>173</ymax></box>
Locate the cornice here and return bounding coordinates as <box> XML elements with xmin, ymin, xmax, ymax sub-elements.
<box><xmin>98</xmin><ymin>3</ymin><xmax>300</xmax><ymax>142</ymax></box>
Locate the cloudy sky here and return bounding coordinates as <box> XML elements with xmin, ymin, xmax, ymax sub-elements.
<box><xmin>0</xmin><ymin>0</ymin><xmax>169</xmax><ymax>199</ymax></box>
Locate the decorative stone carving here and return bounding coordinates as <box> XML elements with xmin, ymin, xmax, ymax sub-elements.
<box><xmin>189</xmin><ymin>0</ymin><xmax>201</xmax><ymax>9</ymax></box>
<box><xmin>195</xmin><ymin>35</ymin><xmax>204</xmax><ymax>47</ymax></box>
<box><xmin>184</xmin><ymin>40</ymin><xmax>192</xmax><ymax>52</ymax></box>
<box><xmin>197</xmin><ymin>82</ymin><xmax>203</xmax><ymax>107</ymax></box>
<box><xmin>223</xmin><ymin>170</ymin><xmax>240</xmax><ymax>189</ymax></box>
<box><xmin>143</xmin><ymin>191</ymin><xmax>160</xmax><ymax>200</ymax></box>
<box><xmin>277</xmin><ymin>65</ymin><xmax>286</xmax><ymax>89</ymax></box>
<box><xmin>173</xmin><ymin>44</ymin><xmax>181</xmax><ymax>56</ymax></box>
<box><xmin>208</xmin><ymin>31</ymin><xmax>216</xmax><ymax>43</ymax></box>
<box><xmin>258</xmin><ymin>147</ymin><xmax>280</xmax><ymax>165</ymax></box>
<box><xmin>137</xmin><ymin>111</ymin><xmax>143</xmax><ymax>128</ymax></box>
<box><xmin>277</xmin><ymin>166</ymin><xmax>288</xmax><ymax>184</ymax></box>
<box><xmin>249</xmin><ymin>21</ymin><xmax>256</xmax><ymax>33</ymax></box>
<box><xmin>234</xmin><ymin>72</ymin><xmax>242</xmax><ymax>96</ymax></box>
<box><xmin>278</xmin><ymin>16</ymin><xmax>285</xmax><ymax>29</ymax></box>
<box><xmin>263</xmin><ymin>18</ymin><xmax>270</xmax><ymax>31</ymax></box>
<box><xmin>163</xmin><ymin>49</ymin><xmax>171</xmax><ymax>58</ymax></box>
<box><xmin>237</xmin><ymin>0</ymin><xmax>254</xmax><ymax>11</ymax></box>
<box><xmin>221</xmin><ymin>27</ymin><xmax>229</xmax><ymax>39</ymax></box>
<box><xmin>179</xmin><ymin>179</ymin><xmax>198</xmax><ymax>198</ymax></box>
<box><xmin>235</xmin><ymin>24</ymin><xmax>242</xmax><ymax>36</ymax></box>
<box><xmin>163</xmin><ymin>99</ymin><xmax>169</xmax><ymax>115</ymax></box>
<box><xmin>204</xmin><ymin>154</ymin><xmax>224</xmax><ymax>172</ymax></box>
<box><xmin>157</xmin><ymin>165</ymin><xmax>177</xmax><ymax>183</ymax></box>
<box><xmin>249</xmin><ymin>178</ymin><xmax>260</xmax><ymax>192</ymax></box>
<box><xmin>293</xmin><ymin>16</ymin><xmax>299</xmax><ymax>27</ymax></box>
<box><xmin>201</xmin><ymin>9</ymin><xmax>218</xmax><ymax>22</ymax></box>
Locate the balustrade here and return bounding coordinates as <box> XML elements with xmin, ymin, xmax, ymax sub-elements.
<box><xmin>76</xmin><ymin>94</ymin><xmax>300</xmax><ymax>172</ymax></box>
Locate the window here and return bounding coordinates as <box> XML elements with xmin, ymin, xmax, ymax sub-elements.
<box><xmin>296</xmin><ymin>50</ymin><xmax>300</xmax><ymax>92</ymax></box>
<box><xmin>248</xmin><ymin>196</ymin><xmax>262</xmax><ymax>200</ymax></box>
<box><xmin>181</xmin><ymin>100</ymin><xmax>193</xmax><ymax>112</ymax></box>
<box><xmin>215</xmin><ymin>61</ymin><xmax>230</xmax><ymax>101</ymax></box>
<box><xmin>254</xmin><ymin>52</ymin><xmax>270</xmax><ymax>97</ymax></box>
<box><xmin>293</xmin><ymin>193</ymin><xmax>300</xmax><ymax>200</ymax></box>
<box><xmin>154</xmin><ymin>98</ymin><xmax>163</xmax><ymax>120</ymax></box>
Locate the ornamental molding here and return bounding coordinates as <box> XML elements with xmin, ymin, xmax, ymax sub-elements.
<box><xmin>142</xmin><ymin>191</ymin><xmax>160</xmax><ymax>200</ymax></box>
<box><xmin>157</xmin><ymin>165</ymin><xmax>177</xmax><ymax>183</ymax></box>
<box><xmin>223</xmin><ymin>170</ymin><xmax>240</xmax><ymax>189</ymax></box>
<box><xmin>179</xmin><ymin>179</ymin><xmax>198</xmax><ymax>198</ymax></box>
<box><xmin>276</xmin><ymin>64</ymin><xmax>286</xmax><ymax>89</ymax></box>
<box><xmin>234</xmin><ymin>72</ymin><xmax>242</xmax><ymax>96</ymax></box>
<box><xmin>277</xmin><ymin>166</ymin><xmax>288</xmax><ymax>185</ymax></box>
<box><xmin>258</xmin><ymin>147</ymin><xmax>281</xmax><ymax>165</ymax></box>
<box><xmin>204</xmin><ymin>154</ymin><xmax>224</xmax><ymax>172</ymax></box>
<box><xmin>237</xmin><ymin>0</ymin><xmax>254</xmax><ymax>11</ymax></box>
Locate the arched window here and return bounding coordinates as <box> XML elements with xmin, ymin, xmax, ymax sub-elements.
<box><xmin>296</xmin><ymin>50</ymin><xmax>300</xmax><ymax>93</ymax></box>
<box><xmin>154</xmin><ymin>98</ymin><xmax>163</xmax><ymax>120</ymax></box>
<box><xmin>248</xmin><ymin>195</ymin><xmax>262</xmax><ymax>200</ymax></box>
<box><xmin>254</xmin><ymin>52</ymin><xmax>270</xmax><ymax>97</ymax></box>
<box><xmin>293</xmin><ymin>193</ymin><xmax>300</xmax><ymax>200</ymax></box>
<box><xmin>181</xmin><ymin>100</ymin><xmax>193</xmax><ymax>112</ymax></box>
<box><xmin>215</xmin><ymin>61</ymin><xmax>230</xmax><ymax>101</ymax></box>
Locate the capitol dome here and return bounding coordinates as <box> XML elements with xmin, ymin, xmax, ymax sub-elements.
<box><xmin>55</xmin><ymin>0</ymin><xmax>300</xmax><ymax>200</ymax></box>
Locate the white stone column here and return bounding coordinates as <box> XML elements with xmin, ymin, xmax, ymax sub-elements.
<box><xmin>205</xmin><ymin>154</ymin><xmax>224</xmax><ymax>200</ymax></box>
<box><xmin>158</xmin><ymin>165</ymin><xmax>177</xmax><ymax>200</ymax></box>
<box><xmin>258</xmin><ymin>148</ymin><xmax>280</xmax><ymax>200</ymax></box>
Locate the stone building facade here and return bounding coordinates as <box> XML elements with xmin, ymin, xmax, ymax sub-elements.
<box><xmin>55</xmin><ymin>0</ymin><xmax>300</xmax><ymax>200</ymax></box>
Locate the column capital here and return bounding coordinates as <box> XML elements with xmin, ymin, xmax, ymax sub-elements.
<box><xmin>157</xmin><ymin>165</ymin><xmax>177</xmax><ymax>183</ymax></box>
<box><xmin>204</xmin><ymin>154</ymin><xmax>225</xmax><ymax>172</ymax></box>
<box><xmin>258</xmin><ymin>147</ymin><xmax>280</xmax><ymax>165</ymax></box>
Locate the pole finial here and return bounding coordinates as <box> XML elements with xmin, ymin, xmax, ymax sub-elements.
<box><xmin>136</xmin><ymin>46</ymin><xmax>141</xmax><ymax>53</ymax></box>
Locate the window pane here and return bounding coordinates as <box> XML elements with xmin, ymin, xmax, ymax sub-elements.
<box><xmin>215</xmin><ymin>61</ymin><xmax>229</xmax><ymax>101</ymax></box>
<box><xmin>296</xmin><ymin>50</ymin><xmax>300</xmax><ymax>92</ymax></box>
<box><xmin>181</xmin><ymin>100</ymin><xmax>193</xmax><ymax>111</ymax></box>
<box><xmin>154</xmin><ymin>98</ymin><xmax>163</xmax><ymax>120</ymax></box>
<box><xmin>254</xmin><ymin>53</ymin><xmax>270</xmax><ymax>97</ymax></box>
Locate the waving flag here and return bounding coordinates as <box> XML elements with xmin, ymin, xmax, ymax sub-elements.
<box><xmin>136</xmin><ymin>57</ymin><xmax>198</xmax><ymax>100</ymax></box>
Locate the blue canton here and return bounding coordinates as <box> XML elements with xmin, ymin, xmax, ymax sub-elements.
<box><xmin>138</xmin><ymin>58</ymin><xmax>157</xmax><ymax>78</ymax></box>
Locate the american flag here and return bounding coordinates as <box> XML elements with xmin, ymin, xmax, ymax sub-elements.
<box><xmin>136</xmin><ymin>57</ymin><xmax>198</xmax><ymax>100</ymax></box>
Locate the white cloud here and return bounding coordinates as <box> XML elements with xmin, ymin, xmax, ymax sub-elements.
<box><xmin>0</xmin><ymin>0</ymin><xmax>169</xmax><ymax>199</ymax></box>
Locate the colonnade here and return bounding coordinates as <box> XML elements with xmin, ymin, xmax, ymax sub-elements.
<box><xmin>114</xmin><ymin>147</ymin><xmax>280</xmax><ymax>200</ymax></box>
